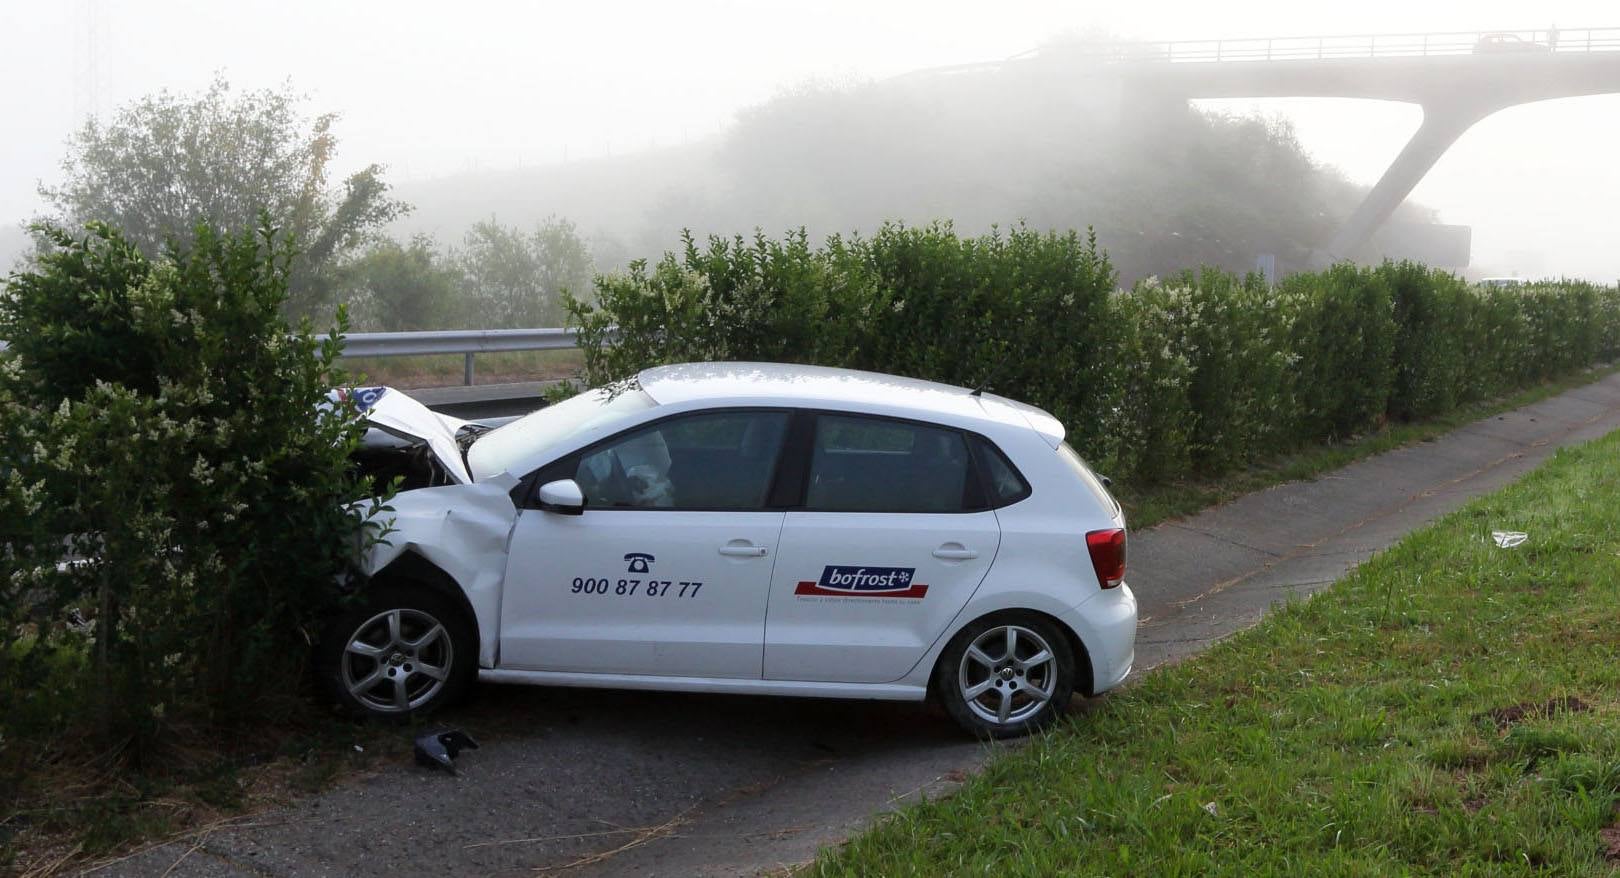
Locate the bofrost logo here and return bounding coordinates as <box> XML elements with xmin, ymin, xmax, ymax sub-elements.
<box><xmin>795</xmin><ymin>566</ymin><xmax>929</xmax><ymax>599</ymax></box>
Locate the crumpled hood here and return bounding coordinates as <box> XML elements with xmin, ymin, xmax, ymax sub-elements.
<box><xmin>336</xmin><ymin>386</ymin><xmax>474</xmax><ymax>484</ymax></box>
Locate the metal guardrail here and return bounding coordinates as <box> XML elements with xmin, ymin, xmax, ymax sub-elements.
<box><xmin>325</xmin><ymin>327</ymin><xmax>583</xmax><ymax>386</ymax></box>
<box><xmin>0</xmin><ymin>330</ymin><xmax>582</xmax><ymax>385</ymax></box>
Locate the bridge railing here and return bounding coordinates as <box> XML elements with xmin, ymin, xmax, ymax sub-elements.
<box><xmin>1025</xmin><ymin>26</ymin><xmax>1620</xmax><ymax>65</ymax></box>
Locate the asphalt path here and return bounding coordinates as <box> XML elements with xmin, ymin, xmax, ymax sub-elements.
<box><xmin>104</xmin><ymin>371</ymin><xmax>1620</xmax><ymax>877</ymax></box>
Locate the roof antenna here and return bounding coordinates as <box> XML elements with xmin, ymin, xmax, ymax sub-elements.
<box><xmin>970</xmin><ymin>350</ymin><xmax>1013</xmax><ymax>397</ymax></box>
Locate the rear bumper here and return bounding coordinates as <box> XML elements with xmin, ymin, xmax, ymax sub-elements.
<box><xmin>1063</xmin><ymin>583</ymin><xmax>1137</xmax><ymax>695</ymax></box>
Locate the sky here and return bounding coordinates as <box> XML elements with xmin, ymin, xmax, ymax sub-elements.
<box><xmin>2</xmin><ymin>0</ymin><xmax>1618</xmax><ymax>279</ymax></box>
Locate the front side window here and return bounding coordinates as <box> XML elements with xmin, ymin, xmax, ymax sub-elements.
<box><xmin>574</xmin><ymin>410</ymin><xmax>789</xmax><ymax>509</ymax></box>
<box><xmin>805</xmin><ymin>414</ymin><xmax>973</xmax><ymax>513</ymax></box>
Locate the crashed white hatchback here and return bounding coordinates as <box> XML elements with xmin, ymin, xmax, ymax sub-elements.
<box><xmin>321</xmin><ymin>363</ymin><xmax>1137</xmax><ymax>738</ymax></box>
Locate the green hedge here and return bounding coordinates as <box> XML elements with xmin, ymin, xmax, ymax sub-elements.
<box><xmin>0</xmin><ymin>222</ymin><xmax>376</xmax><ymax>763</ymax></box>
<box><xmin>567</xmin><ymin>222</ymin><xmax>1619</xmax><ymax>485</ymax></box>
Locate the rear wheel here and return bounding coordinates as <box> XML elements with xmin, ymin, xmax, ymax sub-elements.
<box><xmin>317</xmin><ymin>583</ymin><xmax>476</xmax><ymax>718</ymax></box>
<box><xmin>936</xmin><ymin>612</ymin><xmax>1074</xmax><ymax>739</ymax></box>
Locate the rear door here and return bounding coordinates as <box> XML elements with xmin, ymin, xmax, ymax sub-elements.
<box><xmin>763</xmin><ymin>413</ymin><xmax>1000</xmax><ymax>683</ymax></box>
<box><xmin>499</xmin><ymin>408</ymin><xmax>792</xmax><ymax>678</ymax></box>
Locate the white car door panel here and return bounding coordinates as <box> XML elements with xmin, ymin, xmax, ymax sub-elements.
<box><xmin>497</xmin><ymin>409</ymin><xmax>792</xmax><ymax>679</ymax></box>
<box><xmin>762</xmin><ymin>412</ymin><xmax>1002</xmax><ymax>684</ymax></box>
<box><xmin>499</xmin><ymin>509</ymin><xmax>783</xmax><ymax>677</ymax></box>
<box><xmin>764</xmin><ymin>511</ymin><xmax>998</xmax><ymax>683</ymax></box>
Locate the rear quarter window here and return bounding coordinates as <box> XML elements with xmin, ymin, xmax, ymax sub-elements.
<box><xmin>1058</xmin><ymin>442</ymin><xmax>1121</xmax><ymax>517</ymax></box>
<box><xmin>970</xmin><ymin>436</ymin><xmax>1031</xmax><ymax>507</ymax></box>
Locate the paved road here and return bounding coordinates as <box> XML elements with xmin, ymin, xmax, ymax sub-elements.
<box><xmin>105</xmin><ymin>371</ymin><xmax>1620</xmax><ymax>877</ymax></box>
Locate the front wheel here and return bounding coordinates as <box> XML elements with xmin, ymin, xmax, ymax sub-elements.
<box><xmin>317</xmin><ymin>583</ymin><xmax>476</xmax><ymax>718</ymax></box>
<box><xmin>936</xmin><ymin>612</ymin><xmax>1075</xmax><ymax>739</ymax></box>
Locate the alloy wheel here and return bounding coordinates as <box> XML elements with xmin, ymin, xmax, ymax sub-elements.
<box><xmin>340</xmin><ymin>607</ymin><xmax>454</xmax><ymax>713</ymax></box>
<box><xmin>957</xmin><ymin>624</ymin><xmax>1058</xmax><ymax>726</ymax></box>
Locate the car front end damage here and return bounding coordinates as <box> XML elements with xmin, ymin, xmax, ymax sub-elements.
<box><xmin>340</xmin><ymin>386</ymin><xmax>521</xmax><ymax>667</ymax></box>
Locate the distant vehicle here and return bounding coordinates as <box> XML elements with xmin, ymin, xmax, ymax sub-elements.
<box><xmin>1479</xmin><ymin>277</ymin><xmax>1533</xmax><ymax>289</ymax></box>
<box><xmin>322</xmin><ymin>363</ymin><xmax>1138</xmax><ymax>738</ymax></box>
<box><xmin>1474</xmin><ymin>33</ymin><xmax>1552</xmax><ymax>54</ymax></box>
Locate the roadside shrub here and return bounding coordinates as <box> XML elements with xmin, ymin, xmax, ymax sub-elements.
<box><xmin>1107</xmin><ymin>279</ymin><xmax>1196</xmax><ymax>482</ymax></box>
<box><xmin>1384</xmin><ymin>261</ymin><xmax>1475</xmax><ymax>421</ymax></box>
<box><xmin>569</xmin><ymin>224</ymin><xmax>1620</xmax><ymax>487</ymax></box>
<box><xmin>0</xmin><ymin>221</ymin><xmax>373</xmax><ymax>762</ymax></box>
<box><xmin>857</xmin><ymin>224</ymin><xmax>1119</xmax><ymax>461</ymax></box>
<box><xmin>1284</xmin><ymin>263</ymin><xmax>1397</xmax><ymax>443</ymax></box>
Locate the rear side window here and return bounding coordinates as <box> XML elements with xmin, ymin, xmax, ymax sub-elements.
<box><xmin>805</xmin><ymin>415</ymin><xmax>976</xmax><ymax>513</ymax></box>
<box><xmin>971</xmin><ymin>436</ymin><xmax>1031</xmax><ymax>507</ymax></box>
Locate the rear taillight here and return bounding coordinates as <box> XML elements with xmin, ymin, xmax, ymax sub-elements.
<box><xmin>1086</xmin><ymin>528</ymin><xmax>1126</xmax><ymax>589</ymax></box>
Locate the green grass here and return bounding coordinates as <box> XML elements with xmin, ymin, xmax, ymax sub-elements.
<box><xmin>1117</xmin><ymin>362</ymin><xmax>1620</xmax><ymax>529</ymax></box>
<box><xmin>816</xmin><ymin>425</ymin><xmax>1620</xmax><ymax>875</ymax></box>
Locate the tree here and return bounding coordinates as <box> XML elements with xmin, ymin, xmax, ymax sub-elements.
<box><xmin>451</xmin><ymin>217</ymin><xmax>593</xmax><ymax>327</ymax></box>
<box><xmin>39</xmin><ymin>76</ymin><xmax>408</xmax><ymax>319</ymax></box>
<box><xmin>340</xmin><ymin>235</ymin><xmax>458</xmax><ymax>331</ymax></box>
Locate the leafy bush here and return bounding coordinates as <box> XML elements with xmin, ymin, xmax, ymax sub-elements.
<box><xmin>0</xmin><ymin>221</ymin><xmax>372</xmax><ymax>765</ymax></box>
<box><xmin>568</xmin><ymin>225</ymin><xmax>1620</xmax><ymax>487</ymax></box>
<box><xmin>1285</xmin><ymin>263</ymin><xmax>1398</xmax><ymax>442</ymax></box>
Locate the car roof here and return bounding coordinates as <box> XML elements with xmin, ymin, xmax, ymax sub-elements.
<box><xmin>636</xmin><ymin>362</ymin><xmax>1065</xmax><ymax>445</ymax></box>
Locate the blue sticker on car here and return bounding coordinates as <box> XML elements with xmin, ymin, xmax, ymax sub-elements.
<box><xmin>335</xmin><ymin>386</ymin><xmax>388</xmax><ymax>412</ymax></box>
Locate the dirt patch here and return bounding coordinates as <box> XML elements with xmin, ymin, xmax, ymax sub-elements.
<box><xmin>1477</xmin><ymin>696</ymin><xmax>1591</xmax><ymax>730</ymax></box>
<box><xmin>1601</xmin><ymin>823</ymin><xmax>1620</xmax><ymax>861</ymax></box>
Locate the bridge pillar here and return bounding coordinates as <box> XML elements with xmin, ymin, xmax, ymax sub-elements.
<box><xmin>1314</xmin><ymin>99</ymin><xmax>1503</xmax><ymax>267</ymax></box>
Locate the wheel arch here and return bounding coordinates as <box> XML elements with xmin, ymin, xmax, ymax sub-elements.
<box><xmin>928</xmin><ymin>607</ymin><xmax>1096</xmax><ymax>700</ymax></box>
<box><xmin>367</xmin><ymin>551</ymin><xmax>482</xmax><ymax>659</ymax></box>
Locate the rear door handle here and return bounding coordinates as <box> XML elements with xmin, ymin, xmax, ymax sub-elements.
<box><xmin>933</xmin><ymin>545</ymin><xmax>979</xmax><ymax>561</ymax></box>
<box><xmin>719</xmin><ymin>543</ymin><xmax>769</xmax><ymax>558</ymax></box>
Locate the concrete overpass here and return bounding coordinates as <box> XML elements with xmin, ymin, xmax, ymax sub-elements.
<box><xmin>911</xmin><ymin>27</ymin><xmax>1620</xmax><ymax>266</ymax></box>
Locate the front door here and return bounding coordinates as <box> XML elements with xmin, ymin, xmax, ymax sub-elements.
<box><xmin>764</xmin><ymin>413</ymin><xmax>1000</xmax><ymax>683</ymax></box>
<box><xmin>498</xmin><ymin>409</ymin><xmax>792</xmax><ymax>678</ymax></box>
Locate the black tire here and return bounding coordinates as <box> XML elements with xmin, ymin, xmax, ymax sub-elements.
<box><xmin>935</xmin><ymin>611</ymin><xmax>1076</xmax><ymax>739</ymax></box>
<box><xmin>316</xmin><ymin>582</ymin><xmax>477</xmax><ymax>719</ymax></box>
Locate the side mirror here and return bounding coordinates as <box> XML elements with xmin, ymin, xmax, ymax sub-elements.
<box><xmin>537</xmin><ymin>479</ymin><xmax>585</xmax><ymax>515</ymax></box>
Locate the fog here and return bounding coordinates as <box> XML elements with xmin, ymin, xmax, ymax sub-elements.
<box><xmin>3</xmin><ymin>0</ymin><xmax>1619</xmax><ymax>283</ymax></box>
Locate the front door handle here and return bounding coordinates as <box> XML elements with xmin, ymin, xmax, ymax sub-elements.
<box><xmin>719</xmin><ymin>543</ymin><xmax>768</xmax><ymax>558</ymax></box>
<box><xmin>933</xmin><ymin>545</ymin><xmax>979</xmax><ymax>561</ymax></box>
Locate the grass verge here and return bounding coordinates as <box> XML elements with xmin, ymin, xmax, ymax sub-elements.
<box><xmin>816</xmin><ymin>423</ymin><xmax>1620</xmax><ymax>875</ymax></box>
<box><xmin>1117</xmin><ymin>362</ymin><xmax>1620</xmax><ymax>529</ymax></box>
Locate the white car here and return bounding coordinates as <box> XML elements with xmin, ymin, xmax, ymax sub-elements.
<box><xmin>319</xmin><ymin>363</ymin><xmax>1137</xmax><ymax>737</ymax></box>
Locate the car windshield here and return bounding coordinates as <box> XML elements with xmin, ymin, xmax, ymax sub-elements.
<box><xmin>466</xmin><ymin>384</ymin><xmax>657</xmax><ymax>479</ymax></box>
